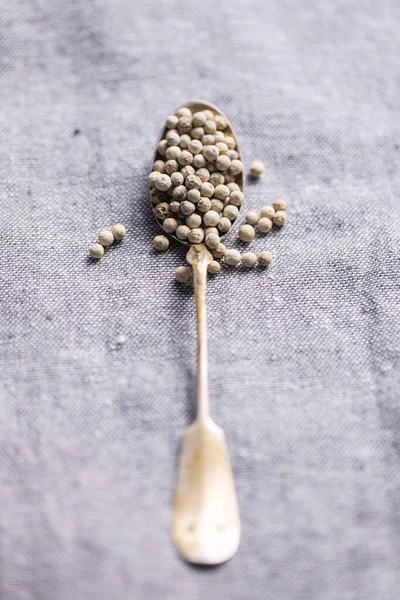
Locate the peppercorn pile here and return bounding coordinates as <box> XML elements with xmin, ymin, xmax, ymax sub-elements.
<box><xmin>149</xmin><ymin>106</ymin><xmax>244</xmax><ymax>254</ymax></box>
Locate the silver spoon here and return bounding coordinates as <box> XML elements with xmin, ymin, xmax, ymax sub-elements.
<box><xmin>152</xmin><ymin>102</ymin><xmax>242</xmax><ymax>565</ymax></box>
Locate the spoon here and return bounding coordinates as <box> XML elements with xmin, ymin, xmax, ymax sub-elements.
<box><xmin>152</xmin><ymin>102</ymin><xmax>242</xmax><ymax>565</ymax></box>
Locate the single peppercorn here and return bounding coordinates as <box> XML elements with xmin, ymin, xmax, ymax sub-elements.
<box><xmin>202</xmin><ymin>134</ymin><xmax>215</xmax><ymax>145</ymax></box>
<box><xmin>273</xmin><ymin>199</ymin><xmax>287</xmax><ymax>211</ymax></box>
<box><xmin>172</xmin><ymin>185</ymin><xmax>187</xmax><ymax>201</ymax></box>
<box><xmin>205</xmin><ymin>232</ymin><xmax>221</xmax><ymax>250</ymax></box>
<box><xmin>98</xmin><ymin>230</ymin><xmax>114</xmax><ymax>247</ymax></box>
<box><xmin>214</xmin><ymin>131</ymin><xmax>225</xmax><ymax>143</ymax></box>
<box><xmin>227</xmin><ymin>182</ymin><xmax>240</xmax><ymax>192</ymax></box>
<box><xmin>176</xmin><ymin>225</ymin><xmax>191</xmax><ymax>240</ymax></box>
<box><xmin>196</xmin><ymin>167</ymin><xmax>210</xmax><ymax>182</ymax></box>
<box><xmin>257</xmin><ymin>217</ymin><xmax>273</xmax><ymax>233</ymax></box>
<box><xmin>193</xmin><ymin>154</ymin><xmax>206</xmax><ymax>168</ymax></box>
<box><xmin>187</xmin><ymin>228</ymin><xmax>204</xmax><ymax>244</ymax></box>
<box><xmin>208</xmin><ymin>261</ymin><xmax>221</xmax><ymax>275</ymax></box>
<box><xmin>163</xmin><ymin>218</ymin><xmax>178</xmax><ymax>234</ymax></box>
<box><xmin>215</xmin><ymin>115</ymin><xmax>228</xmax><ymax>130</ymax></box>
<box><xmin>180</xmin><ymin>201</ymin><xmax>195</xmax><ymax>216</ymax></box>
<box><xmin>204</xmin><ymin>120</ymin><xmax>217</xmax><ymax>134</ymax></box>
<box><xmin>203</xmin><ymin>145</ymin><xmax>219</xmax><ymax>162</ymax></box>
<box><xmin>187</xmin><ymin>188</ymin><xmax>200</xmax><ymax>203</ymax></box>
<box><xmin>200</xmin><ymin>181</ymin><xmax>214</xmax><ymax>198</ymax></box>
<box><xmin>155</xmin><ymin>174</ymin><xmax>172</xmax><ymax>191</ymax></box>
<box><xmin>153</xmin><ymin>160</ymin><xmax>165</xmax><ymax>172</ymax></box>
<box><xmin>203</xmin><ymin>210</ymin><xmax>220</xmax><ymax>227</ymax></box>
<box><xmin>250</xmin><ymin>161</ymin><xmax>264</xmax><ymax>177</ymax></box>
<box><xmin>176</xmin><ymin>266</ymin><xmax>192</xmax><ymax>283</ymax></box>
<box><xmin>216</xmin><ymin>142</ymin><xmax>229</xmax><ymax>154</ymax></box>
<box><xmin>181</xmin><ymin>165</ymin><xmax>195</xmax><ymax>178</ymax></box>
<box><xmin>166</xmin><ymin>115</ymin><xmax>179</xmax><ymax>129</ymax></box>
<box><xmin>224</xmin><ymin>249</ymin><xmax>241</xmax><ymax>266</ymax></box>
<box><xmin>229</xmin><ymin>190</ymin><xmax>244</xmax><ymax>206</ymax></box>
<box><xmin>258</xmin><ymin>251</ymin><xmax>273</xmax><ymax>266</ymax></box>
<box><xmin>191</xmin><ymin>127</ymin><xmax>205</xmax><ymax>140</ymax></box>
<box><xmin>260</xmin><ymin>205</ymin><xmax>275</xmax><ymax>219</ymax></box>
<box><xmin>177</xmin><ymin>116</ymin><xmax>192</xmax><ymax>134</ymax></box>
<box><xmin>186</xmin><ymin>213</ymin><xmax>202</xmax><ymax>229</ymax></box>
<box><xmin>229</xmin><ymin>159</ymin><xmax>244</xmax><ymax>176</ymax></box>
<box><xmin>171</xmin><ymin>171</ymin><xmax>184</xmax><ymax>186</ymax></box>
<box><xmin>212</xmin><ymin>243</ymin><xmax>226</xmax><ymax>258</ymax></box>
<box><xmin>166</xmin><ymin>130</ymin><xmax>180</xmax><ymax>146</ymax></box>
<box><xmin>185</xmin><ymin>174</ymin><xmax>202</xmax><ymax>190</ymax></box>
<box><xmin>245</xmin><ymin>211</ymin><xmax>259</xmax><ymax>225</ymax></box>
<box><xmin>154</xmin><ymin>202</ymin><xmax>171</xmax><ymax>221</ymax></box>
<box><xmin>210</xmin><ymin>199</ymin><xmax>224</xmax><ymax>213</ymax></box>
<box><xmin>241</xmin><ymin>252</ymin><xmax>257</xmax><ymax>268</ymax></box>
<box><xmin>176</xmin><ymin>107</ymin><xmax>192</xmax><ymax>118</ymax></box>
<box><xmin>216</xmin><ymin>154</ymin><xmax>231</xmax><ymax>172</ymax></box>
<box><xmin>218</xmin><ymin>217</ymin><xmax>232</xmax><ymax>232</ymax></box>
<box><xmin>273</xmin><ymin>211</ymin><xmax>287</xmax><ymax>227</ymax></box>
<box><xmin>90</xmin><ymin>243</ymin><xmax>104</xmax><ymax>259</ymax></box>
<box><xmin>169</xmin><ymin>201</ymin><xmax>181</xmax><ymax>213</ymax></box>
<box><xmin>179</xmin><ymin>134</ymin><xmax>191</xmax><ymax>149</ymax></box>
<box><xmin>164</xmin><ymin>159</ymin><xmax>179</xmax><ymax>175</ymax></box>
<box><xmin>157</xmin><ymin>139</ymin><xmax>168</xmax><ymax>156</ymax></box>
<box><xmin>111</xmin><ymin>224</ymin><xmax>126</xmax><ymax>240</ymax></box>
<box><xmin>239</xmin><ymin>224</ymin><xmax>255</xmax><ymax>242</ymax></box>
<box><xmin>224</xmin><ymin>136</ymin><xmax>236</xmax><ymax>149</ymax></box>
<box><xmin>192</xmin><ymin>111</ymin><xmax>207</xmax><ymax>127</ymax></box>
<box><xmin>153</xmin><ymin>235</ymin><xmax>169</xmax><ymax>251</ymax></box>
<box><xmin>210</xmin><ymin>172</ymin><xmax>225</xmax><ymax>186</ymax></box>
<box><xmin>214</xmin><ymin>184</ymin><xmax>230</xmax><ymax>200</ymax></box>
<box><xmin>188</xmin><ymin>139</ymin><xmax>203</xmax><ymax>155</ymax></box>
<box><xmin>178</xmin><ymin>150</ymin><xmax>193</xmax><ymax>166</ymax></box>
<box><xmin>223</xmin><ymin>205</ymin><xmax>239</xmax><ymax>221</ymax></box>
<box><xmin>197</xmin><ymin>197</ymin><xmax>212</xmax><ymax>213</ymax></box>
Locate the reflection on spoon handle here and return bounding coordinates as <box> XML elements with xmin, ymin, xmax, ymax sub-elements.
<box><xmin>192</xmin><ymin>253</ymin><xmax>209</xmax><ymax>422</ymax></box>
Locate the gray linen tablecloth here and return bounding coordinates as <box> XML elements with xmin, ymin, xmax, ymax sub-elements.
<box><xmin>1</xmin><ymin>1</ymin><xmax>400</xmax><ymax>598</ymax></box>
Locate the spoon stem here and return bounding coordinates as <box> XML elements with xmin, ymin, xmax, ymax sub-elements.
<box><xmin>192</xmin><ymin>258</ymin><xmax>210</xmax><ymax>422</ymax></box>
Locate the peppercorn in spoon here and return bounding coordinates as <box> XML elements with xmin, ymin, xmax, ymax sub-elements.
<box><xmin>150</xmin><ymin>102</ymin><xmax>243</xmax><ymax>564</ymax></box>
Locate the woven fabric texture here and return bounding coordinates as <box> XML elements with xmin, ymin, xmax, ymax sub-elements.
<box><xmin>1</xmin><ymin>1</ymin><xmax>400</xmax><ymax>598</ymax></box>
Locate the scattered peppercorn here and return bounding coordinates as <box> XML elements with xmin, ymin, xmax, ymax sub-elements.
<box><xmin>273</xmin><ymin>200</ymin><xmax>287</xmax><ymax>211</ymax></box>
<box><xmin>241</xmin><ymin>252</ymin><xmax>257</xmax><ymax>268</ymax></box>
<box><xmin>153</xmin><ymin>235</ymin><xmax>169</xmax><ymax>251</ymax></box>
<box><xmin>111</xmin><ymin>224</ymin><xmax>127</xmax><ymax>240</ymax></box>
<box><xmin>249</xmin><ymin>161</ymin><xmax>264</xmax><ymax>177</ymax></box>
<box><xmin>239</xmin><ymin>224</ymin><xmax>255</xmax><ymax>242</ymax></box>
<box><xmin>245</xmin><ymin>211</ymin><xmax>258</xmax><ymax>225</ymax></box>
<box><xmin>224</xmin><ymin>249</ymin><xmax>242</xmax><ymax>266</ymax></box>
<box><xmin>207</xmin><ymin>261</ymin><xmax>221</xmax><ymax>275</ymax></box>
<box><xmin>90</xmin><ymin>243</ymin><xmax>104</xmax><ymax>259</ymax></box>
<box><xmin>176</xmin><ymin>266</ymin><xmax>192</xmax><ymax>283</ymax></box>
<box><xmin>260</xmin><ymin>205</ymin><xmax>275</xmax><ymax>220</ymax></box>
<box><xmin>257</xmin><ymin>217</ymin><xmax>273</xmax><ymax>233</ymax></box>
<box><xmin>258</xmin><ymin>251</ymin><xmax>273</xmax><ymax>266</ymax></box>
<box><xmin>98</xmin><ymin>230</ymin><xmax>114</xmax><ymax>247</ymax></box>
<box><xmin>273</xmin><ymin>211</ymin><xmax>287</xmax><ymax>227</ymax></box>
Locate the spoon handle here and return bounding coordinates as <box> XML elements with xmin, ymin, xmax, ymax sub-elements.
<box><xmin>192</xmin><ymin>256</ymin><xmax>210</xmax><ymax>422</ymax></box>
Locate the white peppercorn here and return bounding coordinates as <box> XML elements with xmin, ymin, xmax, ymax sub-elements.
<box><xmin>230</xmin><ymin>159</ymin><xmax>244</xmax><ymax>176</ymax></box>
<box><xmin>216</xmin><ymin>154</ymin><xmax>231</xmax><ymax>172</ymax></box>
<box><xmin>203</xmin><ymin>210</ymin><xmax>220</xmax><ymax>227</ymax></box>
<box><xmin>214</xmin><ymin>184</ymin><xmax>230</xmax><ymax>200</ymax></box>
<box><xmin>197</xmin><ymin>197</ymin><xmax>212</xmax><ymax>212</ymax></box>
<box><xmin>223</xmin><ymin>173</ymin><xmax>235</xmax><ymax>183</ymax></box>
<box><xmin>257</xmin><ymin>217</ymin><xmax>273</xmax><ymax>233</ymax></box>
<box><xmin>212</xmin><ymin>243</ymin><xmax>226</xmax><ymax>259</ymax></box>
<box><xmin>172</xmin><ymin>185</ymin><xmax>187</xmax><ymax>201</ymax></box>
<box><xmin>153</xmin><ymin>160</ymin><xmax>165</xmax><ymax>172</ymax></box>
<box><xmin>153</xmin><ymin>235</ymin><xmax>169</xmax><ymax>251</ymax></box>
<box><xmin>229</xmin><ymin>190</ymin><xmax>244</xmax><ymax>206</ymax></box>
<box><xmin>225</xmin><ymin>249</ymin><xmax>241</xmax><ymax>266</ymax></box>
<box><xmin>164</xmin><ymin>159</ymin><xmax>179</xmax><ymax>175</ymax></box>
<box><xmin>171</xmin><ymin>171</ymin><xmax>184</xmax><ymax>186</ymax></box>
<box><xmin>193</xmin><ymin>154</ymin><xmax>206</xmax><ymax>168</ymax></box>
<box><xmin>209</xmin><ymin>172</ymin><xmax>224</xmax><ymax>186</ymax></box>
<box><xmin>163</xmin><ymin>218</ymin><xmax>178</xmax><ymax>234</ymax></box>
<box><xmin>186</xmin><ymin>213</ymin><xmax>202</xmax><ymax>229</ymax></box>
<box><xmin>154</xmin><ymin>202</ymin><xmax>171</xmax><ymax>220</ymax></box>
<box><xmin>188</xmin><ymin>139</ymin><xmax>203</xmax><ymax>155</ymax></box>
<box><xmin>245</xmin><ymin>211</ymin><xmax>259</xmax><ymax>225</ymax></box>
<box><xmin>205</xmin><ymin>232</ymin><xmax>220</xmax><ymax>250</ymax></box>
<box><xmin>190</xmin><ymin>127</ymin><xmax>204</xmax><ymax>140</ymax></box>
<box><xmin>165</xmin><ymin>145</ymin><xmax>181</xmax><ymax>161</ymax></box>
<box><xmin>166</xmin><ymin>115</ymin><xmax>179</xmax><ymax>129</ymax></box>
<box><xmin>177</xmin><ymin>116</ymin><xmax>192</xmax><ymax>134</ymax></box>
<box><xmin>150</xmin><ymin>188</ymin><xmax>164</xmax><ymax>203</ymax></box>
<box><xmin>196</xmin><ymin>167</ymin><xmax>210</xmax><ymax>182</ymax></box>
<box><xmin>241</xmin><ymin>252</ymin><xmax>257</xmax><ymax>268</ymax></box>
<box><xmin>98</xmin><ymin>230</ymin><xmax>114</xmax><ymax>246</ymax></box>
<box><xmin>179</xmin><ymin>134</ymin><xmax>191</xmax><ymax>148</ymax></box>
<box><xmin>273</xmin><ymin>211</ymin><xmax>287</xmax><ymax>227</ymax></box>
<box><xmin>192</xmin><ymin>111</ymin><xmax>207</xmax><ymax>127</ymax></box>
<box><xmin>111</xmin><ymin>224</ymin><xmax>127</xmax><ymax>240</ymax></box>
<box><xmin>203</xmin><ymin>109</ymin><xmax>214</xmax><ymax>120</ymax></box>
<box><xmin>202</xmin><ymin>134</ymin><xmax>215</xmax><ymax>145</ymax></box>
<box><xmin>180</xmin><ymin>200</ymin><xmax>195</xmax><ymax>216</ymax></box>
<box><xmin>224</xmin><ymin>135</ymin><xmax>236</xmax><ymax>149</ymax></box>
<box><xmin>214</xmin><ymin>131</ymin><xmax>225</xmax><ymax>143</ymax></box>
<box><xmin>239</xmin><ymin>224</ymin><xmax>255</xmax><ymax>242</ymax></box>
<box><xmin>90</xmin><ymin>243</ymin><xmax>104</xmax><ymax>259</ymax></box>
<box><xmin>178</xmin><ymin>150</ymin><xmax>193</xmax><ymax>166</ymax></box>
<box><xmin>218</xmin><ymin>217</ymin><xmax>232</xmax><ymax>232</ymax></box>
<box><xmin>185</xmin><ymin>174</ymin><xmax>202</xmax><ymax>190</ymax></box>
<box><xmin>187</xmin><ymin>228</ymin><xmax>204</xmax><ymax>244</ymax></box>
<box><xmin>227</xmin><ymin>182</ymin><xmax>240</xmax><ymax>192</ymax></box>
<box><xmin>155</xmin><ymin>173</ymin><xmax>172</xmax><ymax>191</ymax></box>
<box><xmin>223</xmin><ymin>205</ymin><xmax>239</xmax><ymax>221</ymax></box>
<box><xmin>176</xmin><ymin>266</ymin><xmax>192</xmax><ymax>283</ymax></box>
<box><xmin>215</xmin><ymin>115</ymin><xmax>228</xmax><ymax>130</ymax></box>
<box><xmin>203</xmin><ymin>226</ymin><xmax>218</xmax><ymax>236</ymax></box>
<box><xmin>258</xmin><ymin>251</ymin><xmax>273</xmax><ymax>266</ymax></box>
<box><xmin>204</xmin><ymin>120</ymin><xmax>217</xmax><ymax>134</ymax></box>
<box><xmin>203</xmin><ymin>145</ymin><xmax>219</xmax><ymax>162</ymax></box>
<box><xmin>176</xmin><ymin>225</ymin><xmax>191</xmax><ymax>240</ymax></box>
<box><xmin>149</xmin><ymin>170</ymin><xmax>161</xmax><ymax>188</ymax></box>
<box><xmin>200</xmin><ymin>181</ymin><xmax>214</xmax><ymax>198</ymax></box>
<box><xmin>169</xmin><ymin>201</ymin><xmax>181</xmax><ymax>213</ymax></box>
<box><xmin>226</xmin><ymin>149</ymin><xmax>238</xmax><ymax>160</ymax></box>
<box><xmin>216</xmin><ymin>142</ymin><xmax>229</xmax><ymax>154</ymax></box>
<box><xmin>166</xmin><ymin>130</ymin><xmax>180</xmax><ymax>146</ymax></box>
<box><xmin>273</xmin><ymin>199</ymin><xmax>287</xmax><ymax>211</ymax></box>
<box><xmin>208</xmin><ymin>261</ymin><xmax>221</xmax><ymax>275</ymax></box>
<box><xmin>187</xmin><ymin>188</ymin><xmax>200</xmax><ymax>203</ymax></box>
<box><xmin>250</xmin><ymin>160</ymin><xmax>264</xmax><ymax>176</ymax></box>
<box><xmin>260</xmin><ymin>205</ymin><xmax>275</xmax><ymax>220</ymax></box>
<box><xmin>181</xmin><ymin>165</ymin><xmax>195</xmax><ymax>178</ymax></box>
<box><xmin>157</xmin><ymin>139</ymin><xmax>168</xmax><ymax>156</ymax></box>
<box><xmin>176</xmin><ymin>107</ymin><xmax>192</xmax><ymax>118</ymax></box>
<box><xmin>210</xmin><ymin>199</ymin><xmax>224</xmax><ymax>213</ymax></box>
